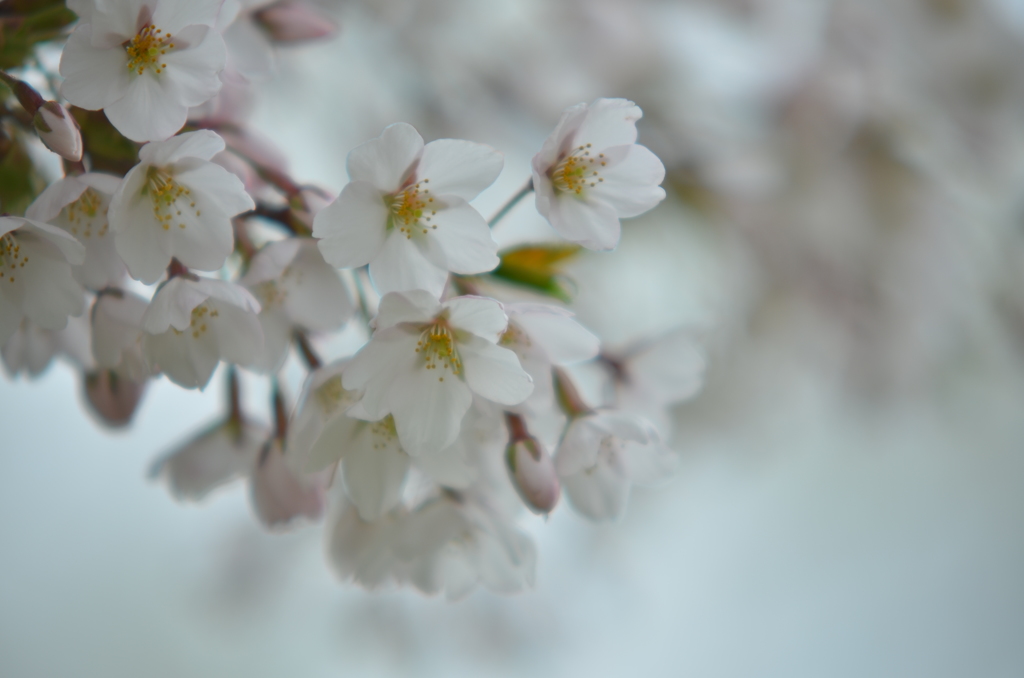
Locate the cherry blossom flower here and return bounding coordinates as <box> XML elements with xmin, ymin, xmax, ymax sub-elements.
<box><xmin>250</xmin><ymin>439</ymin><xmax>325</xmax><ymax>528</ymax></box>
<box><xmin>2</xmin><ymin>314</ymin><xmax>92</xmax><ymax>378</ymax></box>
<box><xmin>500</xmin><ymin>303</ymin><xmax>600</xmax><ymax>414</ymax></box>
<box><xmin>59</xmin><ymin>0</ymin><xmax>227</xmax><ymax>142</ymax></box>
<box><xmin>532</xmin><ymin>98</ymin><xmax>666</xmax><ymax>251</ymax></box>
<box><xmin>92</xmin><ymin>288</ymin><xmax>155</xmax><ymax>381</ymax></box>
<box><xmin>27</xmin><ymin>173</ymin><xmax>126</xmax><ymax>290</ymax></box>
<box><xmin>141</xmin><ymin>276</ymin><xmax>263</xmax><ymax>388</ymax></box>
<box><xmin>343</xmin><ymin>290</ymin><xmax>533</xmax><ymax>455</ymax></box>
<box><xmin>314</xmin><ymin>122</ymin><xmax>503</xmax><ymax>297</ymax></box>
<box><xmin>554</xmin><ymin>410</ymin><xmax>677</xmax><ymax>522</ymax></box>
<box><xmin>109</xmin><ymin>131</ymin><xmax>255</xmax><ymax>284</ymax></box>
<box><xmin>84</xmin><ymin>369</ymin><xmax>148</xmax><ymax>428</ymax></box>
<box><xmin>240</xmin><ymin>239</ymin><xmax>353</xmax><ymax>372</ymax></box>
<box><xmin>0</xmin><ymin>216</ymin><xmax>86</xmax><ymax>347</ymax></box>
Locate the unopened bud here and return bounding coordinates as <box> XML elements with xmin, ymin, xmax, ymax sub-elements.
<box><xmin>255</xmin><ymin>0</ymin><xmax>338</xmax><ymax>43</ymax></box>
<box><xmin>506</xmin><ymin>437</ymin><xmax>561</xmax><ymax>514</ymax></box>
<box><xmin>34</xmin><ymin>102</ymin><xmax>83</xmax><ymax>161</ymax></box>
<box><xmin>84</xmin><ymin>370</ymin><xmax>146</xmax><ymax>427</ymax></box>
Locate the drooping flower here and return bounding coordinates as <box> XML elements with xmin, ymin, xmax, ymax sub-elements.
<box><xmin>109</xmin><ymin>130</ymin><xmax>255</xmax><ymax>284</ymax></box>
<box><xmin>532</xmin><ymin>98</ymin><xmax>666</xmax><ymax>251</ymax></box>
<box><xmin>250</xmin><ymin>438</ymin><xmax>326</xmax><ymax>528</ymax></box>
<box><xmin>59</xmin><ymin>0</ymin><xmax>227</xmax><ymax>142</ymax></box>
<box><xmin>314</xmin><ymin>122</ymin><xmax>503</xmax><ymax>297</ymax></box>
<box><xmin>0</xmin><ymin>217</ymin><xmax>86</xmax><ymax>347</ymax></box>
<box><xmin>27</xmin><ymin>173</ymin><xmax>126</xmax><ymax>290</ymax></box>
<box><xmin>342</xmin><ymin>290</ymin><xmax>533</xmax><ymax>455</ymax></box>
<box><xmin>91</xmin><ymin>288</ymin><xmax>155</xmax><ymax>382</ymax></box>
<box><xmin>554</xmin><ymin>409</ymin><xmax>677</xmax><ymax>522</ymax></box>
<box><xmin>2</xmin><ymin>314</ymin><xmax>92</xmax><ymax>378</ymax></box>
<box><xmin>141</xmin><ymin>275</ymin><xmax>263</xmax><ymax>388</ymax></box>
<box><xmin>240</xmin><ymin>239</ymin><xmax>353</xmax><ymax>372</ymax></box>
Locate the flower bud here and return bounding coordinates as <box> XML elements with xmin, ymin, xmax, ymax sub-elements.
<box><xmin>255</xmin><ymin>0</ymin><xmax>338</xmax><ymax>43</ymax></box>
<box><xmin>83</xmin><ymin>370</ymin><xmax>146</xmax><ymax>427</ymax></box>
<box><xmin>506</xmin><ymin>437</ymin><xmax>561</xmax><ymax>514</ymax></box>
<box><xmin>33</xmin><ymin>102</ymin><xmax>83</xmax><ymax>162</ymax></box>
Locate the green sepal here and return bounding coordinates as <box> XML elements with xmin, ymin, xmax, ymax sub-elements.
<box><xmin>489</xmin><ymin>243</ymin><xmax>581</xmax><ymax>302</ymax></box>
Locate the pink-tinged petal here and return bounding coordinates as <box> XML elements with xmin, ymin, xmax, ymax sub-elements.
<box><xmin>251</xmin><ymin>442</ymin><xmax>325</xmax><ymax>528</ymax></box>
<box><xmin>554</xmin><ymin>417</ymin><xmax>605</xmax><ymax>476</ymax></box>
<box><xmin>458</xmin><ymin>335</ymin><xmax>533</xmax><ymax>406</ymax></box>
<box><xmin>575</xmin><ymin>98</ymin><xmax>641</xmax><ymax>150</ymax></box>
<box><xmin>105</xmin><ymin>74</ymin><xmax>189</xmax><ymax>142</ymax></box>
<box><xmin>374</xmin><ymin>289</ymin><xmax>439</xmax><ymax>331</ymax></box>
<box><xmin>59</xmin><ymin>24</ymin><xmax>133</xmax><ymax>110</ymax></box>
<box><xmin>141</xmin><ymin>277</ymin><xmax>208</xmax><ymax>333</ymax></box>
<box><xmin>327</xmin><ymin>503</ymin><xmax>406</xmax><ymax>589</ymax></box>
<box><xmin>314</xmin><ymin>181</ymin><xmax>388</xmax><ymax>268</ymax></box>
<box><xmin>150</xmin><ymin>420</ymin><xmax>265</xmax><ymax>500</ymax></box>
<box><xmin>26</xmin><ymin>177</ymin><xmax>89</xmax><ymax>222</ymax></box>
<box><xmin>140</xmin><ymin>129</ymin><xmax>226</xmax><ymax>165</ymax></box>
<box><xmin>280</xmin><ymin>243</ymin><xmax>353</xmax><ymax>332</ymax></box>
<box><xmin>369</xmin><ymin>229</ymin><xmax>448</xmax><ymax>297</ymax></box>
<box><xmin>589</xmin><ymin>144</ymin><xmax>666</xmax><ymax>218</ymax></box>
<box><xmin>508</xmin><ymin>305</ymin><xmax>599</xmax><ymax>364</ymax></box>
<box><xmin>0</xmin><ymin>293</ymin><xmax>24</xmax><ymax>346</ymax></box>
<box><xmin>153</xmin><ymin>0</ymin><xmax>222</xmax><ymax>32</ymax></box>
<box><xmin>444</xmin><ymin>295</ymin><xmax>507</xmax><ymax>340</ymax></box>
<box><xmin>534</xmin><ymin>102</ymin><xmax>589</xmax><ymax>172</ymax></box>
<box><xmin>389</xmin><ymin>366</ymin><xmax>472</xmax><ymax>456</ymax></box>
<box><xmin>175</xmin><ymin>157</ymin><xmax>255</xmax><ymax>216</ymax></box>
<box><xmin>343</xmin><ymin>326</ymin><xmax>418</xmax><ymax>419</ymax></box>
<box><xmin>160</xmin><ymin>24</ymin><xmax>226</xmax><ymax>107</ymax></box>
<box><xmin>417</xmin><ymin>139</ymin><xmax>503</xmax><ymax>201</ymax></box>
<box><xmin>346</xmin><ymin>122</ymin><xmax>423</xmax><ymax>192</ymax></box>
<box><xmin>547</xmin><ymin>193</ymin><xmax>621</xmax><ymax>251</ymax></box>
<box><xmin>562</xmin><ymin>457</ymin><xmax>630</xmax><ymax>522</ymax></box>
<box><xmin>428</xmin><ymin>199</ymin><xmax>499</xmax><ymax>275</ymax></box>
<box><xmin>344</xmin><ymin>422</ymin><xmax>409</xmax><ymax>521</ymax></box>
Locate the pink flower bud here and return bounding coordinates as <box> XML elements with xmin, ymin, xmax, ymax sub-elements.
<box><xmin>255</xmin><ymin>0</ymin><xmax>338</xmax><ymax>44</ymax></box>
<box><xmin>251</xmin><ymin>439</ymin><xmax>325</xmax><ymax>528</ymax></box>
<box><xmin>83</xmin><ymin>370</ymin><xmax>146</xmax><ymax>428</ymax></box>
<box><xmin>506</xmin><ymin>437</ymin><xmax>561</xmax><ymax>514</ymax></box>
<box><xmin>33</xmin><ymin>102</ymin><xmax>83</xmax><ymax>162</ymax></box>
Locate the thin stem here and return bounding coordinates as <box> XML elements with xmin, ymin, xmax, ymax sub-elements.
<box><xmin>488</xmin><ymin>178</ymin><xmax>533</xmax><ymax>228</ymax></box>
<box><xmin>505</xmin><ymin>412</ymin><xmax>531</xmax><ymax>443</ymax></box>
<box><xmin>553</xmin><ymin>367</ymin><xmax>594</xmax><ymax>419</ymax></box>
<box><xmin>294</xmin><ymin>331</ymin><xmax>322</xmax><ymax>370</ymax></box>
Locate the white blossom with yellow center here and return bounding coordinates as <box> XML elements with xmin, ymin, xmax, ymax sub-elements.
<box><xmin>140</xmin><ymin>276</ymin><xmax>263</xmax><ymax>389</ymax></box>
<box><xmin>109</xmin><ymin>131</ymin><xmax>255</xmax><ymax>284</ymax></box>
<box><xmin>342</xmin><ymin>290</ymin><xmax>533</xmax><ymax>456</ymax></box>
<box><xmin>314</xmin><ymin>122</ymin><xmax>504</xmax><ymax>298</ymax></box>
<box><xmin>59</xmin><ymin>0</ymin><xmax>227</xmax><ymax>142</ymax></box>
<box><xmin>532</xmin><ymin>98</ymin><xmax>667</xmax><ymax>251</ymax></box>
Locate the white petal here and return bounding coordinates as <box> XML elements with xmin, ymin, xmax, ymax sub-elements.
<box><xmin>251</xmin><ymin>442</ymin><xmax>325</xmax><ymax>528</ymax></box>
<box><xmin>533</xmin><ymin>102</ymin><xmax>589</xmax><ymax>172</ymax></box>
<box><xmin>346</xmin><ymin>122</ymin><xmax>423</xmax><ymax>192</ymax></box>
<box><xmin>444</xmin><ymin>295</ymin><xmax>507</xmax><ymax>340</ymax></box>
<box><xmin>416</xmin><ymin>139</ymin><xmax>503</xmax><ymax>201</ymax></box>
<box><xmin>427</xmin><ymin>199</ymin><xmax>499</xmax><ymax>275</ymax></box>
<box><xmin>626</xmin><ymin>440</ymin><xmax>679</xmax><ymax>486</ymax></box>
<box><xmin>253</xmin><ymin>308</ymin><xmax>292</xmax><ymax>372</ymax></box>
<box><xmin>343</xmin><ymin>326</ymin><xmax>419</xmax><ymax>420</ymax></box>
<box><xmin>16</xmin><ymin>238</ymin><xmax>85</xmax><ymax>330</ymax></box>
<box><xmin>105</xmin><ymin>74</ymin><xmax>189</xmax><ymax>142</ymax></box>
<box><xmin>21</xmin><ymin>219</ymin><xmax>86</xmax><ymax>265</ymax></box>
<box><xmin>150</xmin><ymin>420</ymin><xmax>264</xmax><ymax>500</ymax></box>
<box><xmin>547</xmin><ymin>194</ymin><xmax>621</xmax><ymax>251</ymax></box>
<box><xmin>576</xmin><ymin>98</ymin><xmax>641</xmax><ymax>150</ymax></box>
<box><xmin>193</xmin><ymin>277</ymin><xmax>261</xmax><ymax>314</ymax></box>
<box><xmin>369</xmin><ymin>228</ymin><xmax>448</xmax><ymax>297</ymax></box>
<box><xmin>143</xmin><ymin>328</ymin><xmax>220</xmax><ymax>388</ymax></box>
<box><xmin>374</xmin><ymin>289</ymin><xmax>439</xmax><ymax>331</ymax></box>
<box><xmin>589</xmin><ymin>144</ymin><xmax>666</xmax><ymax>218</ymax></box>
<box><xmin>562</xmin><ymin>459</ymin><xmax>630</xmax><ymax>522</ymax></box>
<box><xmin>389</xmin><ymin>367</ymin><xmax>472</xmax><ymax>456</ymax></box>
<box><xmin>159</xmin><ymin>24</ymin><xmax>226</xmax><ymax>107</ymax></box>
<box><xmin>626</xmin><ymin>331</ymin><xmax>706</xmax><ymax>404</ymax></box>
<box><xmin>153</xmin><ymin>0</ymin><xmax>222</xmax><ymax>32</ymax></box>
<box><xmin>26</xmin><ymin>177</ymin><xmax>88</xmax><ymax>222</ymax></box>
<box><xmin>458</xmin><ymin>335</ymin><xmax>533</xmax><ymax>406</ymax></box>
<box><xmin>280</xmin><ymin>243</ymin><xmax>353</xmax><ymax>331</ymax></box>
<box><xmin>313</xmin><ymin>181</ymin><xmax>388</xmax><ymax>268</ymax></box>
<box><xmin>141</xmin><ymin>277</ymin><xmax>208</xmax><ymax>333</ymax></box>
<box><xmin>0</xmin><ymin>293</ymin><xmax>23</xmax><ymax>346</ymax></box>
<box><xmin>140</xmin><ymin>129</ymin><xmax>226</xmax><ymax>165</ymax></box>
<box><xmin>343</xmin><ymin>421</ymin><xmax>409</xmax><ymax>521</ymax></box>
<box><xmin>112</xmin><ymin>194</ymin><xmax>172</xmax><ymax>284</ymax></box>
<box><xmin>175</xmin><ymin>157</ymin><xmax>254</xmax><ymax>217</ymax></box>
<box><xmin>554</xmin><ymin>416</ymin><xmax>605</xmax><ymax>477</ymax></box>
<box><xmin>59</xmin><ymin>24</ymin><xmax>132</xmax><ymax>110</ymax></box>
<box><xmin>508</xmin><ymin>306</ymin><xmax>600</xmax><ymax>365</ymax></box>
<box><xmin>240</xmin><ymin>238</ymin><xmax>301</xmax><ymax>285</ymax></box>
<box><xmin>210</xmin><ymin>300</ymin><xmax>264</xmax><ymax>367</ymax></box>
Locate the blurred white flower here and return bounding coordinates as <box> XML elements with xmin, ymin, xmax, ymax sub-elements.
<box><xmin>109</xmin><ymin>131</ymin><xmax>255</xmax><ymax>284</ymax></box>
<box><xmin>0</xmin><ymin>216</ymin><xmax>86</xmax><ymax>347</ymax></box>
<box><xmin>343</xmin><ymin>290</ymin><xmax>533</xmax><ymax>455</ymax></box>
<box><xmin>314</xmin><ymin>122</ymin><xmax>502</xmax><ymax>297</ymax></box>
<box><xmin>532</xmin><ymin>98</ymin><xmax>666</xmax><ymax>251</ymax></box>
<box><xmin>92</xmin><ymin>289</ymin><xmax>155</xmax><ymax>381</ymax></box>
<box><xmin>250</xmin><ymin>438</ymin><xmax>326</xmax><ymax>528</ymax></box>
<box><xmin>141</xmin><ymin>276</ymin><xmax>263</xmax><ymax>388</ymax></box>
<box><xmin>555</xmin><ymin>410</ymin><xmax>676</xmax><ymax>522</ymax></box>
<box><xmin>59</xmin><ymin>0</ymin><xmax>227</xmax><ymax>142</ymax></box>
<box><xmin>240</xmin><ymin>238</ymin><xmax>353</xmax><ymax>372</ymax></box>
<box><xmin>2</xmin><ymin>313</ymin><xmax>92</xmax><ymax>378</ymax></box>
<box><xmin>27</xmin><ymin>173</ymin><xmax>126</xmax><ymax>290</ymax></box>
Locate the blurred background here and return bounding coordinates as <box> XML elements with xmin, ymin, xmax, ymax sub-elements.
<box><xmin>5</xmin><ymin>0</ymin><xmax>1024</xmax><ymax>675</ymax></box>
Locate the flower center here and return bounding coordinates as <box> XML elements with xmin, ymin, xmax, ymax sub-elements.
<box><xmin>254</xmin><ymin>279</ymin><xmax>287</xmax><ymax>310</ymax></box>
<box><xmin>171</xmin><ymin>304</ymin><xmax>219</xmax><ymax>338</ymax></box>
<box><xmin>415</xmin><ymin>321</ymin><xmax>462</xmax><ymax>381</ymax></box>
<box><xmin>144</xmin><ymin>167</ymin><xmax>200</xmax><ymax>231</ymax></box>
<box><xmin>369</xmin><ymin>416</ymin><xmax>399</xmax><ymax>450</ymax></box>
<box><xmin>125</xmin><ymin>24</ymin><xmax>175</xmax><ymax>76</ymax></box>
<box><xmin>385</xmin><ymin>179</ymin><xmax>437</xmax><ymax>239</ymax></box>
<box><xmin>0</xmin><ymin>232</ymin><xmax>27</xmax><ymax>283</ymax></box>
<box><xmin>62</xmin><ymin>188</ymin><xmax>108</xmax><ymax>239</ymax></box>
<box><xmin>550</xmin><ymin>143</ymin><xmax>606</xmax><ymax>196</ymax></box>
<box><xmin>314</xmin><ymin>374</ymin><xmax>354</xmax><ymax>415</ymax></box>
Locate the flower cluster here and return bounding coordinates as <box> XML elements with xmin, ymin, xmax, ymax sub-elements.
<box><xmin>0</xmin><ymin>0</ymin><xmax>702</xmax><ymax>599</ymax></box>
